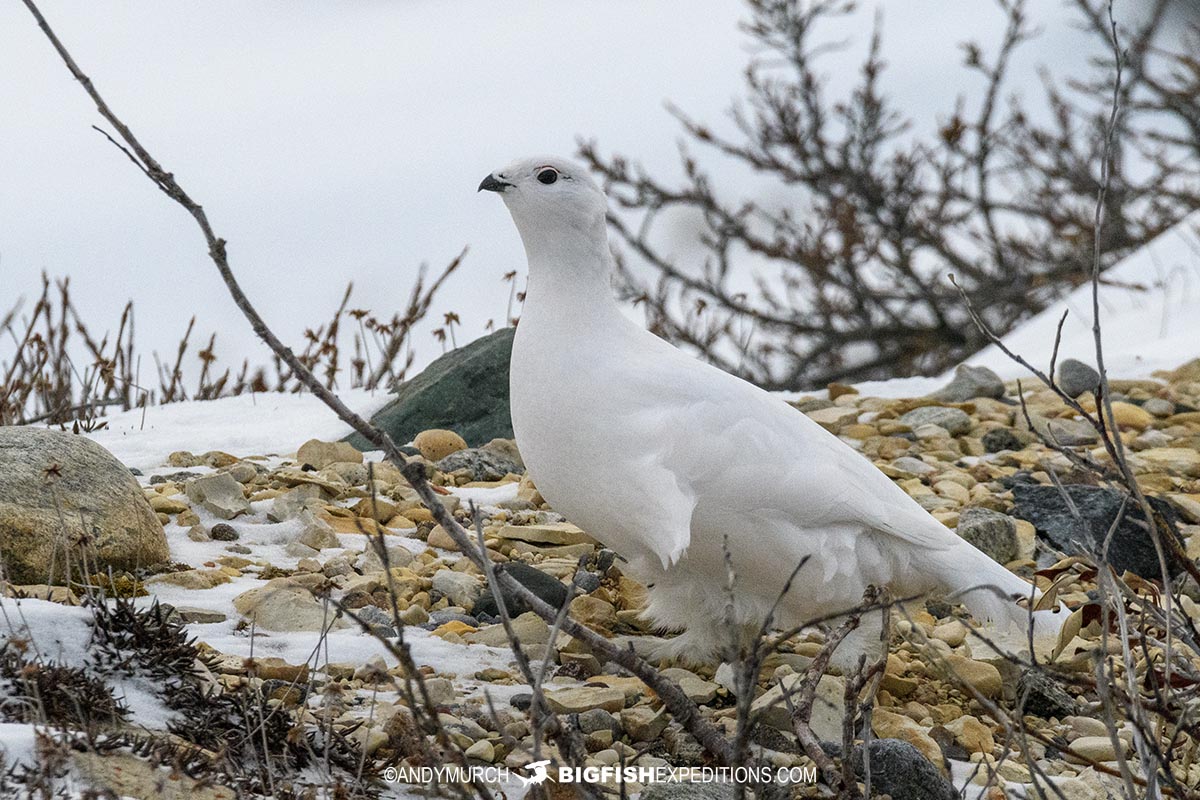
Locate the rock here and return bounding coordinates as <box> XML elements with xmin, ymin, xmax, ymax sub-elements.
<box><xmin>545</xmin><ymin>686</ymin><xmax>625</xmax><ymax>714</ymax></box>
<box><xmin>400</xmin><ymin>604</ymin><xmax>429</xmax><ymax>625</ymax></box>
<box><xmin>285</xmin><ymin>541</ymin><xmax>319</xmax><ymax>559</ymax></box>
<box><xmin>620</xmin><ymin>705</ymin><xmax>668</xmax><ymax>742</ymax></box>
<box><xmin>659</xmin><ymin>668</ymin><xmax>719</xmax><ymax>704</ymax></box>
<box><xmin>943</xmin><ymin>655</ymin><xmax>1003</xmax><ymax>699</ymax></box>
<box><xmin>148</xmin><ymin>494</ymin><xmax>189</xmax><ymax>515</ymax></box>
<box><xmin>1012</xmin><ymin>484</ymin><xmax>1186</xmax><ymax>579</ymax></box>
<box><xmin>751</xmin><ymin>672</ymin><xmax>844</xmax><ymax>741</ymax></box>
<box><xmin>248</xmin><ymin>657</ymin><xmax>310</xmax><ymax>683</ymax></box>
<box><xmin>472</xmin><ymin>562</ymin><xmax>568</xmax><ymax>618</ymax></box>
<box><xmin>323</xmin><ymin>461</ymin><xmax>368</xmax><ymax>486</ymax></box>
<box><xmin>1107</xmin><ymin>401</ymin><xmax>1154</xmax><ymax>431</ymax></box>
<box><xmin>850</xmin><ymin>739</ymin><xmax>956</xmax><ymax>800</ymax></box>
<box><xmin>70</xmin><ymin>751</ymin><xmax>237</xmax><ymax>800</ymax></box>
<box><xmin>805</xmin><ymin>406</ymin><xmax>859</xmax><ymax>430</ymax></box>
<box><xmin>481</xmin><ymin>438</ymin><xmax>523</xmax><ymax>470</ymax></box>
<box><xmin>1142</xmin><ymin>398</ymin><xmax>1175</xmax><ymax>418</ymax></box>
<box><xmin>931</xmin><ymin>364</ymin><xmax>1005</xmax><ymax>402</ymax></box>
<box><xmin>233</xmin><ymin>578</ymin><xmax>348</xmax><ymax>632</ymax></box>
<box><xmin>0</xmin><ymin>427</ymin><xmax>169</xmax><ymax>584</ymax></box>
<box><xmin>1068</xmin><ymin>735</ymin><xmax>1123</xmax><ymax>763</ymax></box>
<box><xmin>1135</xmin><ymin>447</ymin><xmax>1200</xmax><ymax>478</ymax></box>
<box><xmin>423</xmin><ymin>677</ymin><xmax>457</xmax><ymax>706</ymax></box>
<box><xmin>269</xmin><ymin>484</ymin><xmax>325</xmax><ymax>522</ymax></box>
<box><xmin>413</xmin><ymin>429</ymin><xmax>468</xmax><ymax>461</ymax></box>
<box><xmin>898</xmin><ymin>406</ymin><xmax>972</xmax><ymax>436</ymax></box>
<box><xmin>357</xmin><ymin>544</ymin><xmax>415</xmax><ymax>572</ymax></box>
<box><xmin>1031</xmin><ymin>416</ymin><xmax>1099</xmax><ymax>446</ymax></box>
<box><xmin>426</xmin><ymin>525</ymin><xmax>459</xmax><ymax>550</ymax></box>
<box><xmin>891</xmin><ymin>456</ymin><xmax>937</xmax><ymax>475</ymax></box>
<box><xmin>347</xmin><ymin>327</ymin><xmax>515</xmax><ymax>450</ymax></box>
<box><xmin>296</xmin><ymin>439</ymin><xmax>362</xmax><ymax>470</ymax></box>
<box><xmin>577</xmin><ymin>708</ymin><xmax>620</xmax><ymax>735</ymax></box>
<box><xmin>871</xmin><ymin>708</ymin><xmax>945</xmax><ymax>768</ymax></box>
<box><xmin>640</xmin><ymin>785</ymin><xmax>736</xmax><ymax>800</ymax></box>
<box><xmin>495</xmin><ymin>522</ymin><xmax>595</xmax><ymax>546</ymax></box>
<box><xmin>185</xmin><ymin>473</ymin><xmax>251</xmax><ymax>520</ymax></box>
<box><xmin>224</xmin><ymin>461</ymin><xmax>259</xmax><ymax>484</ymax></box>
<box><xmin>2</xmin><ymin>584</ymin><xmax>78</xmax><ymax>604</ymax></box>
<box><xmin>1058</xmin><ymin>359</ymin><xmax>1100</xmax><ymax>398</ymax></box>
<box><xmin>274</xmin><ymin>469</ymin><xmax>344</xmax><ymax>494</ymax></box>
<box><xmin>209</xmin><ymin>523</ymin><xmax>239</xmax><ymax>541</ymax></box>
<box><xmin>931</xmin><ymin>620</ymin><xmax>968</xmax><ymax>647</ymax></box>
<box><xmin>464</xmin><ymin>739</ymin><xmax>494</xmax><ymax>762</ymax></box>
<box><xmin>933</xmin><ymin>480</ymin><xmax>969</xmax><ymax>504</ymax></box>
<box><xmin>431</xmin><ymin>570</ymin><xmax>482</xmax><ymax>609</ymax></box>
<box><xmin>174</xmin><ymin>606</ymin><xmax>228</xmax><ymax>624</ymax></box>
<box><xmin>569</xmin><ymin>595</ymin><xmax>617</xmax><ymax>628</ymax></box>
<box><xmin>944</xmin><ymin>715</ymin><xmax>994</xmax><ymax>753</ymax></box>
<box><xmin>465</xmin><ymin>611</ymin><xmax>550</xmax><ymax>647</ymax></box>
<box><xmin>1017</xmin><ymin>669</ymin><xmax>1078</xmax><ymax>719</ymax></box>
<box><xmin>147</xmin><ymin>568</ymin><xmax>230</xmax><ymax>590</ymax></box>
<box><xmin>1044</xmin><ymin>776</ymin><xmax>1105</xmax><ymax>800</ymax></box>
<box><xmin>436</xmin><ymin>448</ymin><xmax>521</xmax><ymax>481</ymax></box>
<box><xmin>574</xmin><ymin>571</ymin><xmax>602</xmax><ymax>593</ymax></box>
<box><xmin>295</xmin><ymin>514</ymin><xmax>342</xmax><ymax>551</ymax></box>
<box><xmin>956</xmin><ymin>507</ymin><xmax>1018</xmax><ymax>564</ymax></box>
<box><xmin>982</xmin><ymin>427</ymin><xmax>1023</xmax><ymax>453</ymax></box>
<box><xmin>1066</xmin><ymin>715</ymin><xmax>1109</xmax><ymax>738</ymax></box>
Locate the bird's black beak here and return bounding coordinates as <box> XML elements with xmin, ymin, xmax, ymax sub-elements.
<box><xmin>478</xmin><ymin>174</ymin><xmax>512</xmax><ymax>193</ymax></box>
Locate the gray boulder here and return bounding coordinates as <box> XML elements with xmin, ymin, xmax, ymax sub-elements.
<box><xmin>1057</xmin><ymin>359</ymin><xmax>1100</xmax><ymax>398</ymax></box>
<box><xmin>346</xmin><ymin>327</ymin><xmax>514</xmax><ymax>450</ymax></box>
<box><xmin>930</xmin><ymin>364</ymin><xmax>1005</xmax><ymax>402</ymax></box>
<box><xmin>436</xmin><ymin>447</ymin><xmax>522</xmax><ymax>481</ymax></box>
<box><xmin>1012</xmin><ymin>483</ymin><xmax>1185</xmax><ymax>579</ymax></box>
<box><xmin>956</xmin><ymin>507</ymin><xmax>1019</xmax><ymax>564</ymax></box>
<box><xmin>898</xmin><ymin>406</ymin><xmax>973</xmax><ymax>436</ymax></box>
<box><xmin>640</xmin><ymin>784</ymin><xmax>735</xmax><ymax>800</ymax></box>
<box><xmin>185</xmin><ymin>472</ymin><xmax>251</xmax><ymax>520</ymax></box>
<box><xmin>851</xmin><ymin>739</ymin><xmax>956</xmax><ymax>800</ymax></box>
<box><xmin>0</xmin><ymin>427</ymin><xmax>169</xmax><ymax>584</ymax></box>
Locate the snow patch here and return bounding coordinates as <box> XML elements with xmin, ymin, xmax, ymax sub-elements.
<box><xmin>80</xmin><ymin>389</ymin><xmax>392</xmax><ymax>472</ymax></box>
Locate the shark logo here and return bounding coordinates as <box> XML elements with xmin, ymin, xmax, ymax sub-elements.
<box><xmin>516</xmin><ymin>760</ymin><xmax>551</xmax><ymax>787</ymax></box>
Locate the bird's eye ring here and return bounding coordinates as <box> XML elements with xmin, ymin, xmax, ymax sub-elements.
<box><xmin>536</xmin><ymin>167</ymin><xmax>559</xmax><ymax>185</ymax></box>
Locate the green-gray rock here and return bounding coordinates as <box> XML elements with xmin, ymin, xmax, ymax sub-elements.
<box><xmin>956</xmin><ymin>506</ymin><xmax>1018</xmax><ymax>564</ymax></box>
<box><xmin>346</xmin><ymin>328</ymin><xmax>514</xmax><ymax>450</ymax></box>
<box><xmin>0</xmin><ymin>427</ymin><xmax>169</xmax><ymax>584</ymax></box>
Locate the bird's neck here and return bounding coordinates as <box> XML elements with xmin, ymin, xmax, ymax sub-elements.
<box><xmin>519</xmin><ymin>224</ymin><xmax>623</xmax><ymax>322</ymax></box>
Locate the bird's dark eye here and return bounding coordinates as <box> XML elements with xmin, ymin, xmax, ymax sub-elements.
<box><xmin>536</xmin><ymin>168</ymin><xmax>559</xmax><ymax>185</ymax></box>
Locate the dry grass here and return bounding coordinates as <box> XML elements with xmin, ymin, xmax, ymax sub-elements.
<box><xmin>0</xmin><ymin>259</ymin><xmax>466</xmax><ymax>429</ymax></box>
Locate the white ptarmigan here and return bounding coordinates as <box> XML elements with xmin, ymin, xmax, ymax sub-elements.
<box><xmin>480</xmin><ymin>156</ymin><xmax>1058</xmax><ymax>666</ymax></box>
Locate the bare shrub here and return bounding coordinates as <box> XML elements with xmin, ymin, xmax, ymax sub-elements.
<box><xmin>579</xmin><ymin>0</ymin><xmax>1200</xmax><ymax>390</ymax></box>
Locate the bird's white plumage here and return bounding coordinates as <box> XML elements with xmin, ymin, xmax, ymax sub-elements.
<box><xmin>483</xmin><ymin>156</ymin><xmax>1058</xmax><ymax>666</ymax></box>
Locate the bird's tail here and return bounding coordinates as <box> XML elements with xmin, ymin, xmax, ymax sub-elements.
<box><xmin>923</xmin><ymin>538</ymin><xmax>1064</xmax><ymax>653</ymax></box>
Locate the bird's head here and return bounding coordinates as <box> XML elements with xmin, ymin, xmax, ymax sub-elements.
<box><xmin>478</xmin><ymin>157</ymin><xmax>608</xmax><ymax>253</ymax></box>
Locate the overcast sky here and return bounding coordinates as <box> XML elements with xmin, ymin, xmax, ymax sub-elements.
<box><xmin>0</xmin><ymin>1</ymin><xmax>1134</xmax><ymax>386</ymax></box>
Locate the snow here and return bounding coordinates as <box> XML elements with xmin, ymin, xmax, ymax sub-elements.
<box><xmin>449</xmin><ymin>482</ymin><xmax>521</xmax><ymax>506</ymax></box>
<box><xmin>0</xmin><ymin>722</ymin><xmax>40</xmax><ymax>769</ymax></box>
<box><xmin>81</xmin><ymin>388</ymin><xmax>392</xmax><ymax>472</ymax></box>
<box><xmin>961</xmin><ymin>212</ymin><xmax>1200</xmax><ymax>381</ymax></box>
<box><xmin>839</xmin><ymin>213</ymin><xmax>1200</xmax><ymax>399</ymax></box>
<box><xmin>0</xmin><ymin>597</ymin><xmax>179</xmax><ymax>732</ymax></box>
<box><xmin>0</xmin><ymin>597</ymin><xmax>94</xmax><ymax>665</ymax></box>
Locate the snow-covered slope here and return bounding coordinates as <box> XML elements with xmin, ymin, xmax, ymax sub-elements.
<box><xmin>83</xmin><ymin>388</ymin><xmax>391</xmax><ymax>472</ymax></box>
<box><xmin>852</xmin><ymin>212</ymin><xmax>1200</xmax><ymax>397</ymax></box>
<box><xmin>964</xmin><ymin>212</ymin><xmax>1200</xmax><ymax>381</ymax></box>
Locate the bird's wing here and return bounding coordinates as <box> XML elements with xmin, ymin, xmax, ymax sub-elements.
<box><xmin>622</xmin><ymin>331</ymin><xmax>957</xmax><ymax>553</ymax></box>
